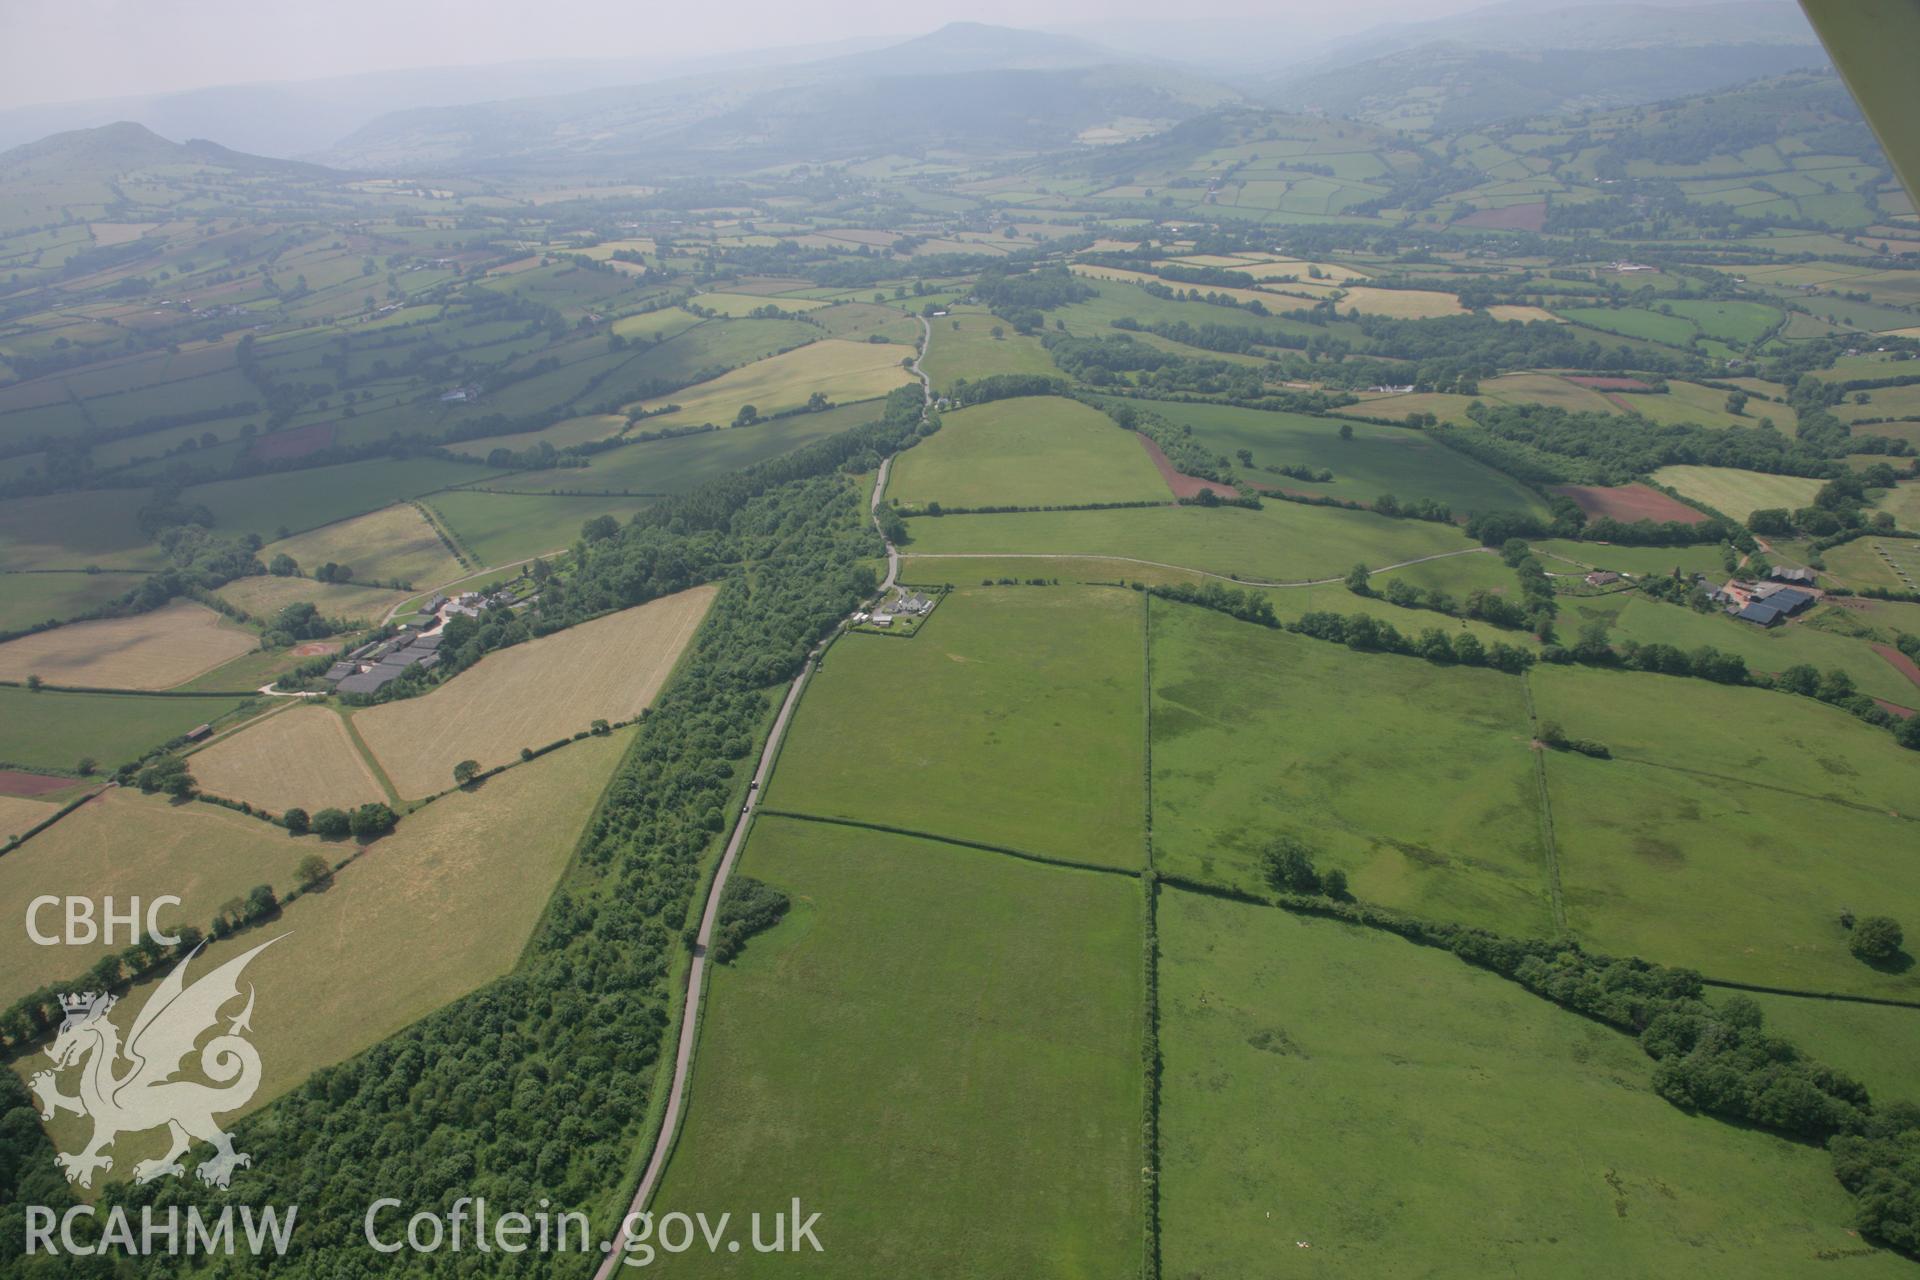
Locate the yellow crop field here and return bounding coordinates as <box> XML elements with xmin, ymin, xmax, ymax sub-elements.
<box><xmin>0</xmin><ymin>599</ymin><xmax>257</xmax><ymax>690</ymax></box>
<box><xmin>214</xmin><ymin>573</ymin><xmax>409</xmax><ymax>626</ymax></box>
<box><xmin>17</xmin><ymin>732</ymin><xmax>631</xmax><ymax>1147</ymax></box>
<box><xmin>692</xmin><ymin>291</ymin><xmax>830</xmax><ymax>316</ymax></box>
<box><xmin>355</xmin><ymin>584</ymin><xmax>716</xmax><ymax>798</ymax></box>
<box><xmin>0</xmin><ymin>793</ymin><xmax>57</xmax><ymax>843</ymax></box>
<box><xmin>0</xmin><ymin>788</ymin><xmax>311</xmax><ymax>1004</ymax></box>
<box><xmin>1488</xmin><ymin>304</ymin><xmax>1564</xmax><ymax>323</ymax></box>
<box><xmin>627</xmin><ymin>340</ymin><xmax>915</xmax><ymax>430</ymax></box>
<box><xmin>1652</xmin><ymin>465</ymin><xmax>1827</xmax><ymax>521</ymax></box>
<box><xmin>262</xmin><ymin>503</ymin><xmax>464</xmax><ymax>590</ymax></box>
<box><xmin>191</xmin><ymin>704</ymin><xmax>386</xmax><ymax>814</ymax></box>
<box><xmin>1335</xmin><ymin>287</ymin><xmax>1467</xmax><ymax>318</ymax></box>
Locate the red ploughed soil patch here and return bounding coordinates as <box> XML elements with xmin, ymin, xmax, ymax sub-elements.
<box><xmin>1872</xmin><ymin>697</ymin><xmax>1915</xmax><ymax>720</ymax></box>
<box><xmin>1603</xmin><ymin>393</ymin><xmax>1636</xmax><ymax>413</ymax></box>
<box><xmin>1550</xmin><ymin>483</ymin><xmax>1707</xmax><ymax>525</ymax></box>
<box><xmin>0</xmin><ymin>769</ymin><xmax>73</xmax><ymax>797</ymax></box>
<box><xmin>1137</xmin><ymin>433</ymin><xmax>1239</xmax><ymax>500</ymax></box>
<box><xmin>1457</xmin><ymin>202</ymin><xmax>1546</xmax><ymax>232</ymax></box>
<box><xmin>1564</xmin><ymin>376</ymin><xmax>1654</xmax><ymax>391</ymax></box>
<box><xmin>247</xmin><ymin>421</ymin><xmax>337</xmax><ymax>462</ymax></box>
<box><xmin>1872</xmin><ymin>643</ymin><xmax>1920</xmax><ymax>692</ymax></box>
<box><xmin>291</xmin><ymin>640</ymin><xmax>341</xmax><ymax>657</ymax></box>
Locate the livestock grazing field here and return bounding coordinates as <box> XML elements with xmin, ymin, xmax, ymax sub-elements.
<box><xmin>769</xmin><ymin>585</ymin><xmax>1146</xmax><ymax>867</ymax></box>
<box><xmin>17</xmin><ymin>733</ymin><xmax>632</xmax><ymax>1155</ymax></box>
<box><xmin>0</xmin><ymin>599</ymin><xmax>257</xmax><ymax>689</ymax></box>
<box><xmin>354</xmin><ymin>584</ymin><xmax>715</xmax><ymax>798</ymax></box>
<box><xmin>653</xmin><ymin>816</ymin><xmax>1144</xmax><ymax>1277</ymax></box>
<box><xmin>884</xmin><ymin>395</ymin><xmax>1169</xmax><ymax>508</ymax></box>
<box><xmin>1151</xmin><ymin>600</ymin><xmax>1553</xmax><ymax>935</ymax></box>
<box><xmin>903</xmin><ymin>501</ymin><xmax>1476</xmax><ymax>584</ymax></box>
<box><xmin>0</xmin><ymin>686</ymin><xmax>253</xmax><ymax>771</ymax></box>
<box><xmin>1157</xmin><ymin>891</ymin><xmax>1900</xmax><ymax>1278</ymax></box>
<box><xmin>190</xmin><ymin>703</ymin><xmax>387</xmax><ymax>814</ymax></box>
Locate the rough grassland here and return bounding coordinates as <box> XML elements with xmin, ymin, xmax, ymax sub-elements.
<box><xmin>0</xmin><ymin>600</ymin><xmax>257</xmax><ymax>690</ymax></box>
<box><xmin>1141</xmin><ymin>400</ymin><xmax>1547</xmax><ymax>515</ymax></box>
<box><xmin>0</xmin><ymin>571</ymin><xmax>147</xmax><ymax>633</ymax></box>
<box><xmin>18</xmin><ymin>732</ymin><xmax>632</xmax><ymax>1159</ymax></box>
<box><xmin>654</xmin><ymin>816</ymin><xmax>1143</xmax><ymax>1278</ymax></box>
<box><xmin>262</xmin><ymin>503</ymin><xmax>464</xmax><ymax>590</ymax></box>
<box><xmin>0</xmin><ymin>788</ymin><xmax>310</xmax><ymax>1004</ymax></box>
<box><xmin>769</xmin><ymin>586</ymin><xmax>1145</xmax><ymax>868</ymax></box>
<box><xmin>1718</xmin><ymin>991</ymin><xmax>1920</xmax><ymax>1103</ymax></box>
<box><xmin>628</xmin><ymin>339</ymin><xmax>914</xmax><ymax>429</ymax></box>
<box><xmin>905</xmin><ymin>502</ymin><xmax>1474</xmax><ymax>584</ymax></box>
<box><xmin>917</xmin><ymin>309</ymin><xmax>1058</xmax><ymax>389</ymax></box>
<box><xmin>0</xmin><ymin>686</ymin><xmax>248</xmax><ymax>772</ymax></box>
<box><xmin>213</xmin><ymin>573</ymin><xmax>410</xmax><ymax>626</ymax></box>
<box><xmin>1152</xmin><ymin>600</ymin><xmax>1552</xmax><ymax>935</ymax></box>
<box><xmin>1158</xmin><ymin>890</ymin><xmax>1907</xmax><ymax>1278</ymax></box>
<box><xmin>887</xmin><ymin>395</ymin><xmax>1168</xmax><ymax>508</ymax></box>
<box><xmin>1651</xmin><ymin>465</ymin><xmax>1826</xmax><ymax>521</ymax></box>
<box><xmin>191</xmin><ymin>704</ymin><xmax>385</xmax><ymax>814</ymax></box>
<box><xmin>1545</xmin><ymin>749</ymin><xmax>1920</xmax><ymax>998</ymax></box>
<box><xmin>1530</xmin><ymin>663</ymin><xmax>1916</xmax><ymax>816</ymax></box>
<box><xmin>355</xmin><ymin>585</ymin><xmax>715</xmax><ymax>799</ymax></box>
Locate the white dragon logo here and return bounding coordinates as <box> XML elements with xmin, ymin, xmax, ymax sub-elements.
<box><xmin>29</xmin><ymin>936</ymin><xmax>282</xmax><ymax>1189</ymax></box>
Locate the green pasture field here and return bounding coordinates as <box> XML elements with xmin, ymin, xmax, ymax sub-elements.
<box><xmin>653</xmin><ymin>815</ymin><xmax>1143</xmax><ymax>1278</ymax></box>
<box><xmin>917</xmin><ymin>309</ymin><xmax>1058</xmax><ymax>389</ymax></box>
<box><xmin>478</xmin><ymin>401</ymin><xmax>878</xmax><ymax>495</ymax></box>
<box><xmin>611</xmin><ymin>306</ymin><xmax>703</xmax><ymax>342</ymax></box>
<box><xmin>1821</xmin><ymin>537</ymin><xmax>1913</xmax><ymax>591</ymax></box>
<box><xmin>808</xmin><ymin>302</ymin><xmax>922</xmax><ymax>344</ymax></box>
<box><xmin>1872</xmin><ymin>479</ymin><xmax>1920</xmax><ymax>530</ymax></box>
<box><xmin>1714</xmin><ymin>991</ymin><xmax>1920</xmax><ymax>1104</ymax></box>
<box><xmin>768</xmin><ymin>586</ymin><xmax>1146</xmax><ymax>868</ymax></box>
<box><xmin>1151</xmin><ymin>600</ymin><xmax>1552</xmax><ymax>934</ymax></box>
<box><xmin>184</xmin><ymin>457</ymin><xmax>498</xmax><ymax>540</ymax></box>
<box><xmin>425</xmin><ymin>490</ymin><xmax>651</xmax><ymax>566</ymax></box>
<box><xmin>626</xmin><ymin>338</ymin><xmax>915</xmax><ymax>430</ymax></box>
<box><xmin>1545</xmin><ymin>747</ymin><xmax>1920</xmax><ymax>998</ymax></box>
<box><xmin>1650</xmin><ymin>465</ymin><xmax>1826</xmax><ymax>521</ymax></box>
<box><xmin>1052</xmin><ymin>279</ymin><xmax>1366</xmax><ymax>351</ymax></box>
<box><xmin>0</xmin><ymin>570</ymin><xmax>148</xmax><ymax>632</ymax></box>
<box><xmin>1555</xmin><ymin>307</ymin><xmax>1699</xmax><ymax>346</ymax></box>
<box><xmin>1529</xmin><ymin>663</ymin><xmax>1916</xmax><ymax>815</ymax></box>
<box><xmin>886</xmin><ymin>395</ymin><xmax>1168</xmax><ymax>508</ymax></box>
<box><xmin>1157</xmin><ymin>889</ymin><xmax>1909</xmax><ymax>1278</ymax></box>
<box><xmin>0</xmin><ymin>686</ymin><xmax>253</xmax><ymax>772</ymax></box>
<box><xmin>622</xmin><ymin>316</ymin><xmax>822</xmax><ymax>388</ymax></box>
<box><xmin>1664</xmin><ymin>299</ymin><xmax>1783</xmax><ymax>344</ymax></box>
<box><xmin>0</xmin><ymin>491</ymin><xmax>162</xmax><ymax>571</ymax></box>
<box><xmin>450</xmin><ymin>412</ymin><xmax>626</xmax><ymax>459</ymax></box>
<box><xmin>1562</xmin><ymin>593</ymin><xmax>1918</xmax><ymax>706</ymax></box>
<box><xmin>1528</xmin><ymin>538</ymin><xmax>1730</xmax><ymax>578</ymax></box>
<box><xmin>1146</xmin><ymin>399</ymin><xmax>1549</xmax><ymax>515</ymax></box>
<box><xmin>902</xmin><ymin>501</ymin><xmax>1477</xmax><ymax>585</ymax></box>
<box><xmin>1626</xmin><ymin>380</ymin><xmax>1796</xmax><ymax>432</ymax></box>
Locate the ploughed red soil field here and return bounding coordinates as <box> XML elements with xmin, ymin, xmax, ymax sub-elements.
<box><xmin>1564</xmin><ymin>376</ymin><xmax>1654</xmax><ymax>391</ymax></box>
<box><xmin>1137</xmin><ymin>433</ymin><xmax>1239</xmax><ymax>500</ymax></box>
<box><xmin>1456</xmin><ymin>202</ymin><xmax>1546</xmax><ymax>232</ymax></box>
<box><xmin>246</xmin><ymin>420</ymin><xmax>338</xmax><ymax>461</ymax></box>
<box><xmin>1873</xmin><ymin>643</ymin><xmax>1920</xmax><ymax>694</ymax></box>
<box><xmin>0</xmin><ymin>769</ymin><xmax>75</xmax><ymax>797</ymax></box>
<box><xmin>1550</xmin><ymin>483</ymin><xmax>1709</xmax><ymax>524</ymax></box>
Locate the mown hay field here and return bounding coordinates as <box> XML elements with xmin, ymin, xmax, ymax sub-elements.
<box><xmin>213</xmin><ymin>573</ymin><xmax>411</xmax><ymax>626</ymax></box>
<box><xmin>1651</xmin><ymin>465</ymin><xmax>1826</xmax><ymax>521</ymax></box>
<box><xmin>191</xmin><ymin>704</ymin><xmax>386</xmax><ymax>814</ymax></box>
<box><xmin>886</xmin><ymin>395</ymin><xmax>1168</xmax><ymax>509</ymax></box>
<box><xmin>0</xmin><ymin>599</ymin><xmax>257</xmax><ymax>690</ymax></box>
<box><xmin>0</xmin><ymin>788</ymin><xmax>311</xmax><ymax>1004</ymax></box>
<box><xmin>769</xmin><ymin>586</ymin><xmax>1146</xmax><ymax>868</ymax></box>
<box><xmin>261</xmin><ymin>503</ymin><xmax>464</xmax><ymax>589</ymax></box>
<box><xmin>627</xmin><ymin>339</ymin><xmax>915</xmax><ymax>430</ymax></box>
<box><xmin>355</xmin><ymin>584</ymin><xmax>715</xmax><ymax>798</ymax></box>
<box><xmin>1158</xmin><ymin>890</ymin><xmax>1909</xmax><ymax>1277</ymax></box>
<box><xmin>17</xmin><ymin>731</ymin><xmax>632</xmax><ymax>1156</ymax></box>
<box><xmin>654</xmin><ymin>815</ymin><xmax>1144</xmax><ymax>1277</ymax></box>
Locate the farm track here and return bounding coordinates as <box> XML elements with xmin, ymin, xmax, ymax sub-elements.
<box><xmin>595</xmin><ymin>313</ymin><xmax>932</xmax><ymax>1268</ymax></box>
<box><xmin>902</xmin><ymin>544</ymin><xmax>1496</xmax><ymax>587</ymax></box>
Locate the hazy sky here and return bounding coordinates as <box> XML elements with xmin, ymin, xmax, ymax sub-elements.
<box><xmin>0</xmin><ymin>0</ymin><xmax>1496</xmax><ymax>109</ymax></box>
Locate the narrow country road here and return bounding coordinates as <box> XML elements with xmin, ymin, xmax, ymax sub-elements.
<box><xmin>594</xmin><ymin>646</ymin><xmax>819</xmax><ymax>1274</ymax></box>
<box><xmin>593</xmin><ymin>312</ymin><xmax>934</xmax><ymax>1270</ymax></box>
